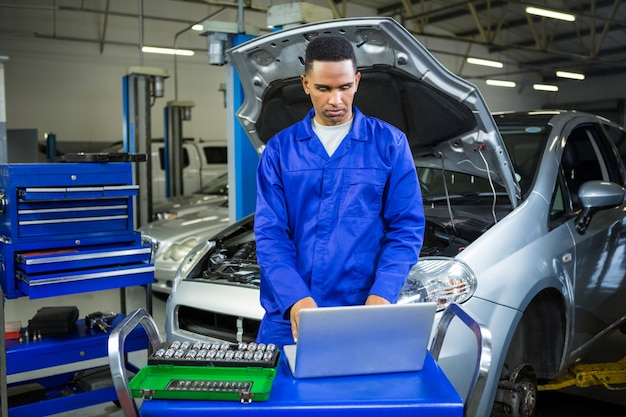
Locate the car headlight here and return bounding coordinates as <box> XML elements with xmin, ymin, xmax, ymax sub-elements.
<box><xmin>163</xmin><ymin>238</ymin><xmax>199</xmax><ymax>262</ymax></box>
<box><xmin>154</xmin><ymin>211</ymin><xmax>176</xmax><ymax>221</ymax></box>
<box><xmin>398</xmin><ymin>257</ymin><xmax>477</xmax><ymax>310</ymax></box>
<box><xmin>171</xmin><ymin>239</ymin><xmax>216</xmax><ymax>293</ymax></box>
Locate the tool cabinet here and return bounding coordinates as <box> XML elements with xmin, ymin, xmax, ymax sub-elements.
<box><xmin>0</xmin><ymin>161</ymin><xmax>155</xmax><ymax>416</ymax></box>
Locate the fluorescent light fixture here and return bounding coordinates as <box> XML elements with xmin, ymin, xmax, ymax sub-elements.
<box><xmin>533</xmin><ymin>84</ymin><xmax>559</xmax><ymax>92</ymax></box>
<box><xmin>191</xmin><ymin>24</ymin><xmax>204</xmax><ymax>31</ymax></box>
<box><xmin>467</xmin><ymin>57</ymin><xmax>504</xmax><ymax>68</ymax></box>
<box><xmin>486</xmin><ymin>79</ymin><xmax>516</xmax><ymax>88</ymax></box>
<box><xmin>142</xmin><ymin>46</ymin><xmax>195</xmax><ymax>56</ymax></box>
<box><xmin>526</xmin><ymin>6</ymin><xmax>575</xmax><ymax>22</ymax></box>
<box><xmin>556</xmin><ymin>70</ymin><xmax>585</xmax><ymax>80</ymax></box>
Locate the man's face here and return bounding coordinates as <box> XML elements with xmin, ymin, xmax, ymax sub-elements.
<box><xmin>301</xmin><ymin>60</ymin><xmax>361</xmax><ymax>126</ymax></box>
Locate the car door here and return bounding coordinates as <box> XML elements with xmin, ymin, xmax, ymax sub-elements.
<box><xmin>560</xmin><ymin>122</ymin><xmax>626</xmax><ymax>349</ymax></box>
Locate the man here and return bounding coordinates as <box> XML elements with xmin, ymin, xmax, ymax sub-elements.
<box><xmin>254</xmin><ymin>35</ymin><xmax>425</xmax><ymax>348</ymax></box>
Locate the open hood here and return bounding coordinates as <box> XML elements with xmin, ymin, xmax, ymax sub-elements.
<box><xmin>227</xmin><ymin>17</ymin><xmax>519</xmax><ymax>205</ymax></box>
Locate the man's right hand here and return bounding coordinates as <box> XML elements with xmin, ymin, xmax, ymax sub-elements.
<box><xmin>289</xmin><ymin>297</ymin><xmax>318</xmax><ymax>342</ymax></box>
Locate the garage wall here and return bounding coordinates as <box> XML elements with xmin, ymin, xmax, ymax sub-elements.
<box><xmin>0</xmin><ymin>1</ymin><xmax>623</xmax><ymax>152</ymax></box>
<box><xmin>1</xmin><ymin>38</ymin><xmax>228</xmax><ymax>148</ymax></box>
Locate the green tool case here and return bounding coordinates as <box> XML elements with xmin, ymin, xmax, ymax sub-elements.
<box><xmin>129</xmin><ymin>340</ymin><xmax>280</xmax><ymax>403</ymax></box>
<box><xmin>130</xmin><ymin>365</ymin><xmax>278</xmax><ymax>403</ymax></box>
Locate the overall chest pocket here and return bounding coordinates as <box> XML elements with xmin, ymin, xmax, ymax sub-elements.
<box><xmin>340</xmin><ymin>169</ymin><xmax>388</xmax><ymax>218</ymax></box>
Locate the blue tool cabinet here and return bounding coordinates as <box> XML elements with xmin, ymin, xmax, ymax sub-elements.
<box><xmin>0</xmin><ymin>161</ymin><xmax>155</xmax><ymax>416</ymax></box>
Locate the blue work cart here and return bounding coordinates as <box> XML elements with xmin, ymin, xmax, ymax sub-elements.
<box><xmin>109</xmin><ymin>305</ymin><xmax>492</xmax><ymax>417</ymax></box>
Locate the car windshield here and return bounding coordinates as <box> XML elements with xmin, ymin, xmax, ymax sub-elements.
<box><xmin>199</xmin><ymin>174</ymin><xmax>228</xmax><ymax>195</ymax></box>
<box><xmin>418</xmin><ymin>118</ymin><xmax>550</xmax><ymax>202</ymax></box>
<box><xmin>498</xmin><ymin>118</ymin><xmax>551</xmax><ymax>196</ymax></box>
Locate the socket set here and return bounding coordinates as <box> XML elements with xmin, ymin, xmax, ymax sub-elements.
<box><xmin>148</xmin><ymin>340</ymin><xmax>280</xmax><ymax>368</ymax></box>
<box><xmin>130</xmin><ymin>340</ymin><xmax>281</xmax><ymax>403</ymax></box>
<box><xmin>129</xmin><ymin>364</ymin><xmax>278</xmax><ymax>403</ymax></box>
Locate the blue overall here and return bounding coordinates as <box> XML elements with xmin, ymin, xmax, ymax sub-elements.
<box><xmin>255</xmin><ymin>107</ymin><xmax>425</xmax><ymax>348</ymax></box>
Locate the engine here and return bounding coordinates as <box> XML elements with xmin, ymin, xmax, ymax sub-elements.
<box><xmin>194</xmin><ymin>210</ymin><xmax>495</xmax><ymax>290</ymax></box>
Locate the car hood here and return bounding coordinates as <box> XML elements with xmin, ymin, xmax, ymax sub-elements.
<box><xmin>227</xmin><ymin>17</ymin><xmax>519</xmax><ymax>206</ymax></box>
<box><xmin>139</xmin><ymin>207</ymin><xmax>230</xmax><ymax>242</ymax></box>
<box><xmin>152</xmin><ymin>194</ymin><xmax>227</xmax><ymax>212</ymax></box>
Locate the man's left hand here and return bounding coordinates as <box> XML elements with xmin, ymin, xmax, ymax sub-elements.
<box><xmin>365</xmin><ymin>294</ymin><xmax>391</xmax><ymax>305</ymax></box>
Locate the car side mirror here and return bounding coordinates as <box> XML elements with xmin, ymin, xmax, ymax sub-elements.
<box><xmin>575</xmin><ymin>181</ymin><xmax>625</xmax><ymax>234</ymax></box>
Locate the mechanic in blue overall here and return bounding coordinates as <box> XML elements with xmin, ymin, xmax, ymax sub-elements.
<box><xmin>254</xmin><ymin>35</ymin><xmax>425</xmax><ymax>349</ymax></box>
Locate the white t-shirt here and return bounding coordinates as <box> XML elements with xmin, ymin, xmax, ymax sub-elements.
<box><xmin>312</xmin><ymin>118</ymin><xmax>353</xmax><ymax>157</ymax></box>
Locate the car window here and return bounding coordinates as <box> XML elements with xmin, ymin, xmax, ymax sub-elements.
<box><xmin>203</xmin><ymin>146</ymin><xmax>228</xmax><ymax>164</ymax></box>
<box><xmin>158</xmin><ymin>147</ymin><xmax>191</xmax><ymax>170</ymax></box>
<box><xmin>417</xmin><ymin>167</ymin><xmax>508</xmax><ymax>203</ymax></box>
<box><xmin>200</xmin><ymin>174</ymin><xmax>229</xmax><ymax>195</ymax></box>
<box><xmin>549</xmin><ymin>176</ymin><xmax>570</xmax><ymax>229</ymax></box>
<box><xmin>561</xmin><ymin>125</ymin><xmax>617</xmax><ymax>211</ymax></box>
<box><xmin>601</xmin><ymin>123</ymin><xmax>626</xmax><ymax>183</ymax></box>
<box><xmin>603</xmin><ymin>123</ymin><xmax>626</xmax><ymax>163</ymax></box>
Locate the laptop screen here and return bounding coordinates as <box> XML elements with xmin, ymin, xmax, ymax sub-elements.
<box><xmin>284</xmin><ymin>302</ymin><xmax>437</xmax><ymax>378</ymax></box>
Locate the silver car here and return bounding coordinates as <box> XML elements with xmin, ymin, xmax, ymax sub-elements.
<box><xmin>140</xmin><ymin>206</ymin><xmax>229</xmax><ymax>293</ymax></box>
<box><xmin>152</xmin><ymin>172</ymin><xmax>229</xmax><ymax>221</ymax></box>
<box><xmin>166</xmin><ymin>17</ymin><xmax>626</xmax><ymax>417</ymax></box>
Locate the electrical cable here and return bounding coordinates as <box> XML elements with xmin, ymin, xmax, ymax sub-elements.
<box><xmin>439</xmin><ymin>153</ymin><xmax>458</xmax><ymax>235</ymax></box>
<box><xmin>477</xmin><ymin>145</ymin><xmax>498</xmax><ymax>224</ymax></box>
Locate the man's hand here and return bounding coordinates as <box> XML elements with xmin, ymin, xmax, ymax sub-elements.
<box><xmin>365</xmin><ymin>294</ymin><xmax>391</xmax><ymax>305</ymax></box>
<box><xmin>289</xmin><ymin>297</ymin><xmax>318</xmax><ymax>342</ymax></box>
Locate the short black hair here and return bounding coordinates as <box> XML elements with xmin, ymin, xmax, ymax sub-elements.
<box><xmin>304</xmin><ymin>35</ymin><xmax>357</xmax><ymax>74</ymax></box>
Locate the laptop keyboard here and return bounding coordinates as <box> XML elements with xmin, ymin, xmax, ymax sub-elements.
<box><xmin>148</xmin><ymin>340</ymin><xmax>280</xmax><ymax>368</ymax></box>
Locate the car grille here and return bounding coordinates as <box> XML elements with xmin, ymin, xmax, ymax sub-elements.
<box><xmin>177</xmin><ymin>306</ymin><xmax>260</xmax><ymax>343</ymax></box>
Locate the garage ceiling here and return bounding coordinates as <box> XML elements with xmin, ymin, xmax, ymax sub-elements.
<box><xmin>175</xmin><ymin>0</ymin><xmax>626</xmax><ymax>81</ymax></box>
<box><xmin>2</xmin><ymin>0</ymin><xmax>625</xmax><ymax>82</ymax></box>
<box><xmin>360</xmin><ymin>0</ymin><xmax>626</xmax><ymax>81</ymax></box>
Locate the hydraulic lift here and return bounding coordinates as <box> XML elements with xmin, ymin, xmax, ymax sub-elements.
<box><xmin>539</xmin><ymin>356</ymin><xmax>626</xmax><ymax>391</ymax></box>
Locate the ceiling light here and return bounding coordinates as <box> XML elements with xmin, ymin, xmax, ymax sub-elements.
<box><xmin>142</xmin><ymin>46</ymin><xmax>195</xmax><ymax>56</ymax></box>
<box><xmin>526</xmin><ymin>6</ymin><xmax>575</xmax><ymax>22</ymax></box>
<box><xmin>556</xmin><ymin>71</ymin><xmax>585</xmax><ymax>80</ymax></box>
<box><xmin>486</xmin><ymin>79</ymin><xmax>516</xmax><ymax>88</ymax></box>
<box><xmin>191</xmin><ymin>24</ymin><xmax>204</xmax><ymax>31</ymax></box>
<box><xmin>467</xmin><ymin>57</ymin><xmax>504</xmax><ymax>68</ymax></box>
<box><xmin>533</xmin><ymin>84</ymin><xmax>559</xmax><ymax>92</ymax></box>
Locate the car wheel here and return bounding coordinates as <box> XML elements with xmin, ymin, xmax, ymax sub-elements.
<box><xmin>493</xmin><ymin>363</ymin><xmax>537</xmax><ymax>417</ymax></box>
<box><xmin>509</xmin><ymin>364</ymin><xmax>537</xmax><ymax>417</ymax></box>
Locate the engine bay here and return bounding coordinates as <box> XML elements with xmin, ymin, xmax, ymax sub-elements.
<box><xmin>192</xmin><ymin>207</ymin><xmax>500</xmax><ymax>290</ymax></box>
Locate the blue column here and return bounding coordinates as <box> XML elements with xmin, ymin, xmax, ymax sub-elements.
<box><xmin>227</xmin><ymin>33</ymin><xmax>258</xmax><ymax>222</ymax></box>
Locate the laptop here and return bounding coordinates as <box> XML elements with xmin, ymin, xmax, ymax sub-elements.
<box><xmin>283</xmin><ymin>302</ymin><xmax>437</xmax><ymax>379</ymax></box>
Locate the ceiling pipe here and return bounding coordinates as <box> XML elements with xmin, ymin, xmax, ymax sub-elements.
<box><xmin>237</xmin><ymin>0</ymin><xmax>243</xmax><ymax>34</ymax></box>
<box><xmin>100</xmin><ymin>0</ymin><xmax>110</xmax><ymax>54</ymax></box>
<box><xmin>173</xmin><ymin>7</ymin><xmax>227</xmax><ymax>100</ymax></box>
<box><xmin>0</xmin><ymin>2</ymin><xmax>267</xmax><ymax>23</ymax></box>
<box><xmin>139</xmin><ymin>0</ymin><xmax>144</xmax><ymax>66</ymax></box>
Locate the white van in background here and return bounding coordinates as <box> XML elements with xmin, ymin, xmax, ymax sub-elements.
<box><xmin>101</xmin><ymin>138</ymin><xmax>228</xmax><ymax>203</ymax></box>
<box><xmin>151</xmin><ymin>138</ymin><xmax>228</xmax><ymax>202</ymax></box>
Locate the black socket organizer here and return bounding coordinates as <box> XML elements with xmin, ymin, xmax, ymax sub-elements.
<box><xmin>148</xmin><ymin>340</ymin><xmax>280</xmax><ymax>368</ymax></box>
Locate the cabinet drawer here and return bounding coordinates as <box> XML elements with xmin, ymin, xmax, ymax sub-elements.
<box><xmin>17</xmin><ymin>263</ymin><xmax>155</xmax><ymax>299</ymax></box>
<box><xmin>18</xmin><ymin>185</ymin><xmax>138</xmax><ymax>201</ymax></box>
<box><xmin>16</xmin><ymin>244</ymin><xmax>152</xmax><ymax>274</ymax></box>
<box><xmin>16</xmin><ymin>195</ymin><xmax>135</xmax><ymax>238</ymax></box>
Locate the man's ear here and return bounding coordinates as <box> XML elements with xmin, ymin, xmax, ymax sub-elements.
<box><xmin>300</xmin><ymin>74</ymin><xmax>309</xmax><ymax>95</ymax></box>
<box><xmin>354</xmin><ymin>71</ymin><xmax>362</xmax><ymax>90</ymax></box>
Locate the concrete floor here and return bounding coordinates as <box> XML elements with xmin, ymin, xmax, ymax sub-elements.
<box><xmin>4</xmin><ymin>287</ymin><xmax>167</xmax><ymax>417</ymax></box>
